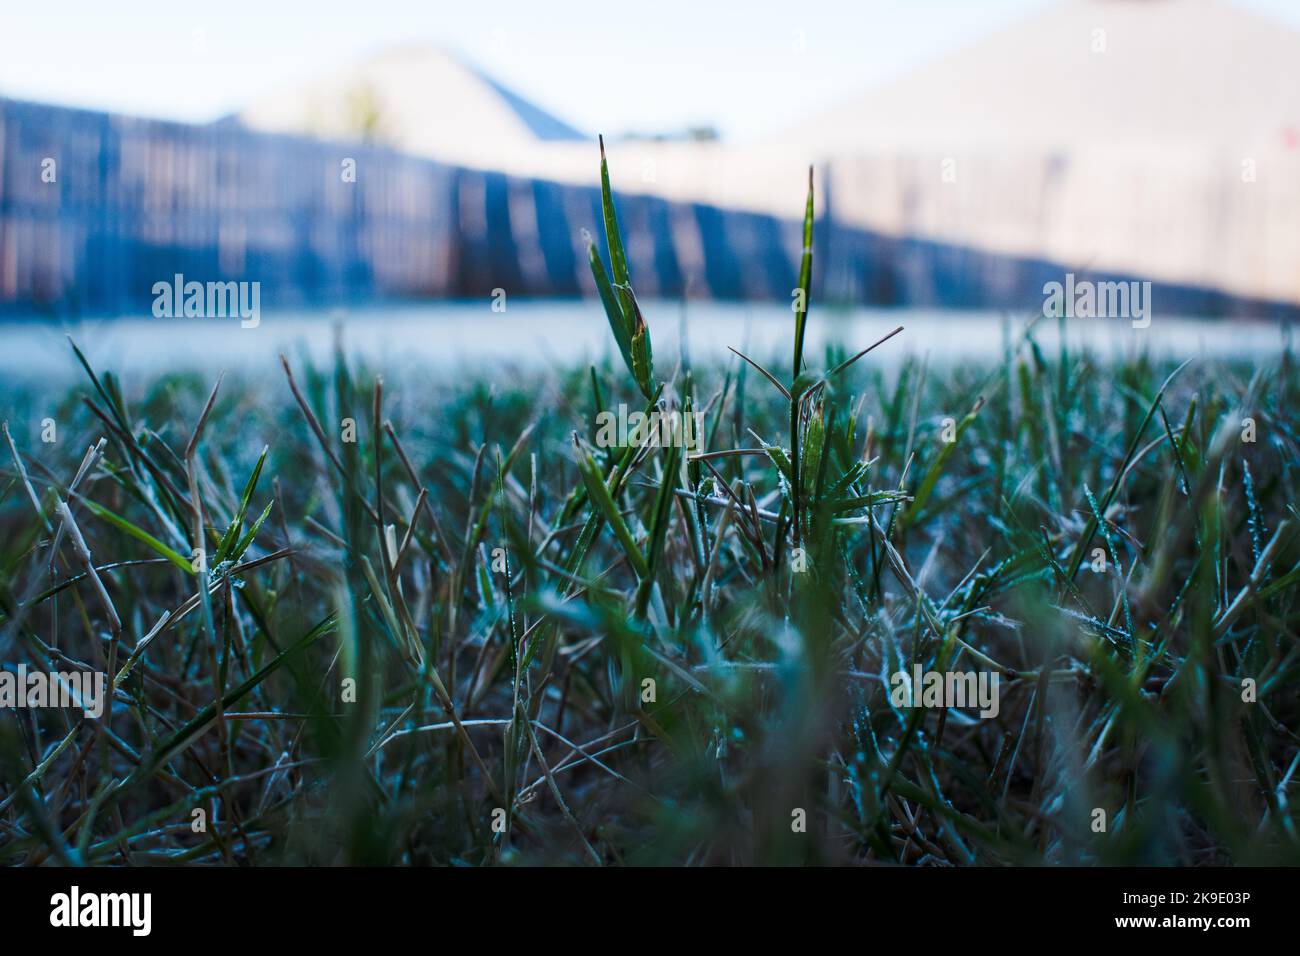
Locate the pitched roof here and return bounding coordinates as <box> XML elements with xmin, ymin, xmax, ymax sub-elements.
<box><xmin>784</xmin><ymin>0</ymin><xmax>1300</xmax><ymax>154</ymax></box>
<box><xmin>236</xmin><ymin>45</ymin><xmax>584</xmax><ymax>168</ymax></box>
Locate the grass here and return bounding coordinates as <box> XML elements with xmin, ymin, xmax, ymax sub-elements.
<box><xmin>1</xmin><ymin>151</ymin><xmax>1298</xmax><ymax>866</ymax></box>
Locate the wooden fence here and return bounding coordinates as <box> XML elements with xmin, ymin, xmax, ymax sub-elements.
<box><xmin>2</xmin><ymin>97</ymin><xmax>1293</xmax><ymax>320</ymax></box>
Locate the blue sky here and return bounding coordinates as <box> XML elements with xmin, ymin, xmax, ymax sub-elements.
<box><xmin>2</xmin><ymin>0</ymin><xmax>1298</xmax><ymax>140</ymax></box>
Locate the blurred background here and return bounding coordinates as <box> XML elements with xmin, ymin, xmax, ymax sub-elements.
<box><xmin>2</xmin><ymin>0</ymin><xmax>1299</xmax><ymax>365</ymax></box>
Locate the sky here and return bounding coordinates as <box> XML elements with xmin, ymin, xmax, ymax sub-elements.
<box><xmin>2</xmin><ymin>0</ymin><xmax>1299</xmax><ymax>141</ymax></box>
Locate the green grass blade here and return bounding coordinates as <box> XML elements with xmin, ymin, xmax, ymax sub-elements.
<box><xmin>792</xmin><ymin>166</ymin><xmax>814</xmax><ymax>380</ymax></box>
<box><xmin>214</xmin><ymin>444</ymin><xmax>268</xmax><ymax>564</ymax></box>
<box><xmin>82</xmin><ymin>499</ymin><xmax>193</xmax><ymax>572</ymax></box>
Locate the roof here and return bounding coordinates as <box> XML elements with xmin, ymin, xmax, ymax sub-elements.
<box><xmin>235</xmin><ymin>45</ymin><xmax>584</xmax><ymax>167</ymax></box>
<box><xmin>783</xmin><ymin>0</ymin><xmax>1300</xmax><ymax>154</ymax></box>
